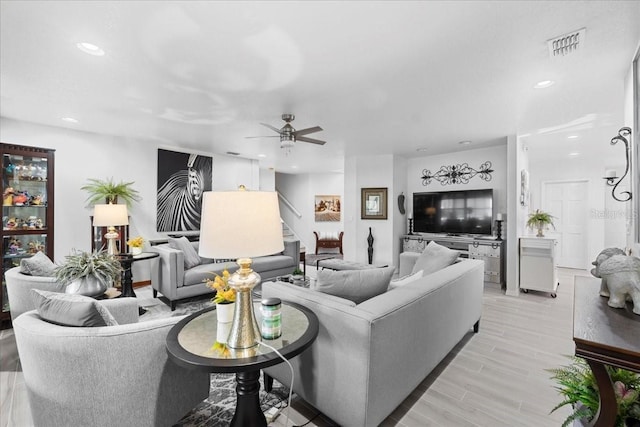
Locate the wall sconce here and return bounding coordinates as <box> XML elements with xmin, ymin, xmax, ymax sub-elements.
<box><xmin>604</xmin><ymin>127</ymin><xmax>632</xmax><ymax>202</ymax></box>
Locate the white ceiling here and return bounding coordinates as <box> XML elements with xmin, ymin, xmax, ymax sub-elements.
<box><xmin>1</xmin><ymin>1</ymin><xmax>639</xmax><ymax>173</ymax></box>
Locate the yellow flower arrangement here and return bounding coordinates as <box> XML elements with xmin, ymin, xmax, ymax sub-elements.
<box><xmin>126</xmin><ymin>236</ymin><xmax>144</xmax><ymax>248</ymax></box>
<box><xmin>205</xmin><ymin>269</ymin><xmax>236</xmax><ymax>304</ymax></box>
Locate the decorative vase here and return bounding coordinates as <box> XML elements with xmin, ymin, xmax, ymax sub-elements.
<box><xmin>131</xmin><ymin>246</ymin><xmax>142</xmax><ymax>255</ymax></box>
<box><xmin>216</xmin><ymin>302</ymin><xmax>235</xmax><ymax>323</ymax></box>
<box><xmin>367</xmin><ymin>227</ymin><xmax>374</xmax><ymax>264</ymax></box>
<box><xmin>65</xmin><ymin>276</ymin><xmax>107</xmax><ymax>297</ymax></box>
<box><xmin>536</xmin><ymin>225</ymin><xmax>545</xmax><ymax>237</ymax></box>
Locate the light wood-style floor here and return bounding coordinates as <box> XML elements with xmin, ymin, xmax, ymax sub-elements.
<box><xmin>1</xmin><ymin>268</ymin><xmax>586</xmax><ymax>427</ymax></box>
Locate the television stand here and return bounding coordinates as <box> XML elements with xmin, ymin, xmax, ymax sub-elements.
<box><xmin>402</xmin><ymin>234</ymin><xmax>504</xmax><ymax>285</ymax></box>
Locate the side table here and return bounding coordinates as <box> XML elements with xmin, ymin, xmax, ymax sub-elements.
<box><xmin>166</xmin><ymin>301</ymin><xmax>319</xmax><ymax>426</ymax></box>
<box><xmin>573</xmin><ymin>276</ymin><xmax>640</xmax><ymax>427</ymax></box>
<box><xmin>115</xmin><ymin>252</ymin><xmax>159</xmax><ymax>298</ymax></box>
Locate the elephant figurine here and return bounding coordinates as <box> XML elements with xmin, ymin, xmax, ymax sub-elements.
<box><xmin>596</xmin><ymin>254</ymin><xmax>640</xmax><ymax>315</ymax></box>
<box><xmin>591</xmin><ymin>247</ymin><xmax>626</xmax><ymax>297</ymax></box>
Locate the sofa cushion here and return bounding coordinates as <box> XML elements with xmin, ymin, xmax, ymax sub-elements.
<box><xmin>184</xmin><ymin>263</ymin><xmax>232</xmax><ymax>288</ymax></box>
<box><xmin>313</xmin><ymin>266</ymin><xmax>395</xmax><ymax>304</ymax></box>
<box><xmin>412</xmin><ymin>241</ymin><xmax>460</xmax><ymax>275</ymax></box>
<box><xmin>30</xmin><ymin>289</ymin><xmax>118</xmax><ymax>327</ymax></box>
<box><xmin>251</xmin><ymin>255</ymin><xmax>295</xmax><ymax>272</ymax></box>
<box><xmin>388</xmin><ymin>269</ymin><xmax>423</xmax><ymax>291</ymax></box>
<box><xmin>20</xmin><ymin>251</ymin><xmax>57</xmax><ymax>276</ymax></box>
<box><xmin>169</xmin><ymin>237</ymin><xmax>201</xmax><ymax>270</ymax></box>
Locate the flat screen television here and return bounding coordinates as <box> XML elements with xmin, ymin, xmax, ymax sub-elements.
<box><xmin>413</xmin><ymin>189</ymin><xmax>493</xmax><ymax>235</ymax></box>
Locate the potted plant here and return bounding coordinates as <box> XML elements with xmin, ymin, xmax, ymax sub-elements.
<box><xmin>54</xmin><ymin>249</ymin><xmax>122</xmax><ymax>297</ymax></box>
<box><xmin>291</xmin><ymin>267</ymin><xmax>304</xmax><ymax>283</ymax></box>
<box><xmin>205</xmin><ymin>268</ymin><xmax>236</xmax><ymax>323</ymax></box>
<box><xmin>81</xmin><ymin>177</ymin><xmax>141</xmax><ymax>207</ymax></box>
<box><xmin>527</xmin><ymin>209</ymin><xmax>555</xmax><ymax>237</ymax></box>
<box><xmin>549</xmin><ymin>356</ymin><xmax>640</xmax><ymax>427</ymax></box>
<box><xmin>126</xmin><ymin>236</ymin><xmax>144</xmax><ymax>255</ymax></box>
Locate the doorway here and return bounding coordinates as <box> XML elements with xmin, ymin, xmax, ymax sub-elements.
<box><xmin>542</xmin><ymin>180</ymin><xmax>589</xmax><ymax>269</ymax></box>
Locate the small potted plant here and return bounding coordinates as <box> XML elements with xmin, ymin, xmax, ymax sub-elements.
<box><xmin>291</xmin><ymin>267</ymin><xmax>304</xmax><ymax>283</ymax></box>
<box><xmin>549</xmin><ymin>356</ymin><xmax>640</xmax><ymax>427</ymax></box>
<box><xmin>54</xmin><ymin>249</ymin><xmax>122</xmax><ymax>297</ymax></box>
<box><xmin>126</xmin><ymin>236</ymin><xmax>144</xmax><ymax>255</ymax></box>
<box><xmin>526</xmin><ymin>209</ymin><xmax>555</xmax><ymax>237</ymax></box>
<box><xmin>81</xmin><ymin>177</ymin><xmax>142</xmax><ymax>207</ymax></box>
<box><xmin>205</xmin><ymin>269</ymin><xmax>236</xmax><ymax>323</ymax></box>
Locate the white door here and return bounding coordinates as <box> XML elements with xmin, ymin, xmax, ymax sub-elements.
<box><xmin>542</xmin><ymin>180</ymin><xmax>589</xmax><ymax>269</ymax></box>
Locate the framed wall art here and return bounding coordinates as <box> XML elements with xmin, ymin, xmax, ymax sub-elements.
<box><xmin>315</xmin><ymin>195</ymin><xmax>341</xmax><ymax>222</ymax></box>
<box><xmin>157</xmin><ymin>148</ymin><xmax>212</xmax><ymax>232</ymax></box>
<box><xmin>361</xmin><ymin>187</ymin><xmax>387</xmax><ymax>220</ymax></box>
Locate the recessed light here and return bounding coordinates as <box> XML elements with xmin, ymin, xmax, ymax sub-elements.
<box><xmin>257</xmin><ymin>154</ymin><xmax>267</xmax><ymax>158</ymax></box>
<box><xmin>534</xmin><ymin>80</ymin><xmax>554</xmax><ymax>89</ymax></box>
<box><xmin>291</xmin><ymin>165</ymin><xmax>298</xmax><ymax>169</ymax></box>
<box><xmin>61</xmin><ymin>117</ymin><xmax>78</xmax><ymax>123</ymax></box>
<box><xmin>76</xmin><ymin>42</ymin><xmax>105</xmax><ymax>56</ymax></box>
<box><xmin>416</xmin><ymin>148</ymin><xmax>428</xmax><ymax>152</ymax></box>
<box><xmin>458</xmin><ymin>140</ymin><xmax>472</xmax><ymax>145</ymax></box>
<box><xmin>568</xmin><ymin>152</ymin><xmax>580</xmax><ymax>156</ymax></box>
<box><xmin>567</xmin><ymin>135</ymin><xmax>579</xmax><ymax>139</ymax></box>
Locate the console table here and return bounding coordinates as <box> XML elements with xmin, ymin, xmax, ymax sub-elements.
<box><xmin>402</xmin><ymin>234</ymin><xmax>504</xmax><ymax>285</ymax></box>
<box><xmin>573</xmin><ymin>276</ymin><xmax>640</xmax><ymax>427</ymax></box>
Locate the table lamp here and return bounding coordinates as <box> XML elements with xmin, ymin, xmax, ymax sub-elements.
<box><xmin>199</xmin><ymin>187</ymin><xmax>283</xmax><ymax>352</ymax></box>
<box><xmin>93</xmin><ymin>203</ymin><xmax>129</xmax><ymax>255</ymax></box>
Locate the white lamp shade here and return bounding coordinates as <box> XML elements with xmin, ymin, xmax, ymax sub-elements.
<box><xmin>198</xmin><ymin>190</ymin><xmax>284</xmax><ymax>259</ymax></box>
<box><xmin>92</xmin><ymin>204</ymin><xmax>129</xmax><ymax>227</ymax></box>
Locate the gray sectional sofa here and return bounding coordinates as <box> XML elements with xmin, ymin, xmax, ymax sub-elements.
<box><xmin>262</xmin><ymin>255</ymin><xmax>484</xmax><ymax>427</ymax></box>
<box><xmin>151</xmin><ymin>238</ymin><xmax>300</xmax><ymax>310</ymax></box>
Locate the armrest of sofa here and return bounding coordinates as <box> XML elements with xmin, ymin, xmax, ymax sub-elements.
<box><xmin>98</xmin><ymin>297</ymin><xmax>140</xmax><ymax>325</ymax></box>
<box><xmin>283</xmin><ymin>239</ymin><xmax>300</xmax><ymax>265</ymax></box>
<box><xmin>399</xmin><ymin>251</ymin><xmax>420</xmax><ymax>276</ymax></box>
<box><xmin>149</xmin><ymin>244</ymin><xmax>184</xmax><ymax>300</ymax></box>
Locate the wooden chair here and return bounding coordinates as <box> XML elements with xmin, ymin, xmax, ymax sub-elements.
<box><xmin>314</xmin><ymin>231</ymin><xmax>344</xmax><ymax>254</ymax></box>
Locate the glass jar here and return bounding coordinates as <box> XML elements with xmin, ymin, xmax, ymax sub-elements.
<box><xmin>260</xmin><ymin>297</ymin><xmax>282</xmax><ymax>339</ymax></box>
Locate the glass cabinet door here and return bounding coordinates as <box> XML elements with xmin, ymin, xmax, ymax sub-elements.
<box><xmin>1</xmin><ymin>145</ymin><xmax>54</xmax><ymax>322</ymax></box>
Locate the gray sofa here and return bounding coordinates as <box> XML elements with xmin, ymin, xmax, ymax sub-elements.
<box><xmin>262</xmin><ymin>255</ymin><xmax>484</xmax><ymax>427</ymax></box>
<box><xmin>151</xmin><ymin>238</ymin><xmax>300</xmax><ymax>310</ymax></box>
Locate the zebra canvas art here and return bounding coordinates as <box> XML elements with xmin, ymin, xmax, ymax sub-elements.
<box><xmin>157</xmin><ymin>149</ymin><xmax>212</xmax><ymax>232</ymax></box>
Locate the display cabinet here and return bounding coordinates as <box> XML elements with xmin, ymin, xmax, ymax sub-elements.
<box><xmin>1</xmin><ymin>143</ymin><xmax>55</xmax><ymax>323</ymax></box>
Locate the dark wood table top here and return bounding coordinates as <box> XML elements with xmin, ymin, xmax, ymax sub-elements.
<box><xmin>573</xmin><ymin>276</ymin><xmax>640</xmax><ymax>371</ymax></box>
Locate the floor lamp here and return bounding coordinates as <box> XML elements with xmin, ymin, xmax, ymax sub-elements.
<box><xmin>93</xmin><ymin>204</ymin><xmax>129</xmax><ymax>255</ymax></box>
<box><xmin>198</xmin><ymin>187</ymin><xmax>283</xmax><ymax>353</ymax></box>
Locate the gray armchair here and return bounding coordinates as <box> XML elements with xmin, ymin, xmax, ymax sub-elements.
<box><xmin>12</xmin><ymin>298</ymin><xmax>210</xmax><ymax>427</ymax></box>
<box><xmin>4</xmin><ymin>266</ymin><xmax>66</xmax><ymax>321</ymax></box>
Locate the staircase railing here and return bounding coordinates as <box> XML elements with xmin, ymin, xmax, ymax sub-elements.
<box><xmin>277</xmin><ymin>191</ymin><xmax>302</xmax><ymax>218</ymax></box>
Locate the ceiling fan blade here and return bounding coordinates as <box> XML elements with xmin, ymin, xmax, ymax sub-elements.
<box><xmin>293</xmin><ymin>126</ymin><xmax>323</xmax><ymax>137</ymax></box>
<box><xmin>260</xmin><ymin>123</ymin><xmax>282</xmax><ymax>134</ymax></box>
<box><xmin>244</xmin><ymin>135</ymin><xmax>280</xmax><ymax>139</ymax></box>
<box><xmin>296</xmin><ymin>136</ymin><xmax>326</xmax><ymax>145</ymax></box>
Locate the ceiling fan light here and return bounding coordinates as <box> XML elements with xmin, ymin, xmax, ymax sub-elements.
<box><xmin>280</xmin><ymin>134</ymin><xmax>295</xmax><ymax>148</ymax></box>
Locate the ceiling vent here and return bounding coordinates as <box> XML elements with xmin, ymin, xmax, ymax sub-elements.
<box><xmin>547</xmin><ymin>28</ymin><xmax>585</xmax><ymax>58</ymax></box>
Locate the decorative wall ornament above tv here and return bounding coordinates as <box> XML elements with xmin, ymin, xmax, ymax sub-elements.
<box><xmin>421</xmin><ymin>161</ymin><xmax>494</xmax><ymax>186</ymax></box>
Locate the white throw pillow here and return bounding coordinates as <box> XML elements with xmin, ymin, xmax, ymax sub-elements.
<box><xmin>411</xmin><ymin>241</ymin><xmax>460</xmax><ymax>275</ymax></box>
<box><xmin>388</xmin><ymin>270</ymin><xmax>423</xmax><ymax>291</ymax></box>
<box><xmin>168</xmin><ymin>237</ymin><xmax>201</xmax><ymax>270</ymax></box>
<box><xmin>313</xmin><ymin>266</ymin><xmax>395</xmax><ymax>304</ymax></box>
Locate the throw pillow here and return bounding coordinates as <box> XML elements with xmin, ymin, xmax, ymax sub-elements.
<box><xmin>20</xmin><ymin>251</ymin><xmax>57</xmax><ymax>276</ymax></box>
<box><xmin>168</xmin><ymin>237</ymin><xmax>201</xmax><ymax>270</ymax></box>
<box><xmin>313</xmin><ymin>266</ymin><xmax>395</xmax><ymax>304</ymax></box>
<box><xmin>388</xmin><ymin>269</ymin><xmax>423</xmax><ymax>291</ymax></box>
<box><xmin>411</xmin><ymin>241</ymin><xmax>460</xmax><ymax>275</ymax></box>
<box><xmin>30</xmin><ymin>289</ymin><xmax>118</xmax><ymax>327</ymax></box>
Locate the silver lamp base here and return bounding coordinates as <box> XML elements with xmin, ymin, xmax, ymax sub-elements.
<box><xmin>226</xmin><ymin>258</ymin><xmax>261</xmax><ymax>350</ymax></box>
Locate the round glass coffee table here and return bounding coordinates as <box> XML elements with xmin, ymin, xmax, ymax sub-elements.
<box><xmin>166</xmin><ymin>301</ymin><xmax>318</xmax><ymax>427</ymax></box>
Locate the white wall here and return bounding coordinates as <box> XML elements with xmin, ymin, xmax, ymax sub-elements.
<box><xmin>406</xmin><ymin>145</ymin><xmax>508</xmax><ymax>223</ymax></box>
<box><xmin>507</xmin><ymin>134</ymin><xmax>527</xmax><ymax>296</ymax></box>
<box><xmin>275</xmin><ymin>172</ymin><xmax>344</xmax><ymax>253</ymax></box>
<box><xmin>1</xmin><ymin>118</ymin><xmax>258</xmax><ymax>280</ymax></box>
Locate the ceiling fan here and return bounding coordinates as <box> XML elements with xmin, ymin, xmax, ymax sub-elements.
<box><xmin>247</xmin><ymin>114</ymin><xmax>326</xmax><ymax>149</ymax></box>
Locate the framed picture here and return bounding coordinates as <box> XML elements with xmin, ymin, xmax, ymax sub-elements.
<box><xmin>361</xmin><ymin>187</ymin><xmax>388</xmax><ymax>220</ymax></box>
<box><xmin>315</xmin><ymin>195</ymin><xmax>341</xmax><ymax>222</ymax></box>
